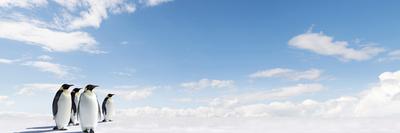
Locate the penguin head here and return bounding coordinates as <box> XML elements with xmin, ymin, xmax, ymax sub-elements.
<box><xmin>107</xmin><ymin>94</ymin><xmax>115</xmax><ymax>97</ymax></box>
<box><xmin>85</xmin><ymin>84</ymin><xmax>98</xmax><ymax>91</ymax></box>
<box><xmin>72</xmin><ymin>88</ymin><xmax>82</xmax><ymax>92</ymax></box>
<box><xmin>61</xmin><ymin>84</ymin><xmax>74</xmax><ymax>90</ymax></box>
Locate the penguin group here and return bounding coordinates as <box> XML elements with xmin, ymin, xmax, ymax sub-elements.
<box><xmin>52</xmin><ymin>84</ymin><xmax>115</xmax><ymax>133</ymax></box>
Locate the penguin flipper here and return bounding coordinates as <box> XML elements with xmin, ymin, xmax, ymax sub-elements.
<box><xmin>97</xmin><ymin>99</ymin><xmax>102</xmax><ymax>120</ymax></box>
<box><xmin>52</xmin><ymin>90</ymin><xmax>63</xmax><ymax>117</ymax></box>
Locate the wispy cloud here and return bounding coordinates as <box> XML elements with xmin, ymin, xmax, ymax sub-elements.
<box><xmin>0</xmin><ymin>20</ymin><xmax>98</xmax><ymax>53</ymax></box>
<box><xmin>0</xmin><ymin>55</ymin><xmax>77</xmax><ymax>78</ymax></box>
<box><xmin>0</xmin><ymin>58</ymin><xmax>19</xmax><ymax>64</ymax></box>
<box><xmin>36</xmin><ymin>55</ymin><xmax>53</xmax><ymax>61</ymax></box>
<box><xmin>22</xmin><ymin>61</ymin><xmax>72</xmax><ymax>78</ymax></box>
<box><xmin>249</xmin><ymin>68</ymin><xmax>322</xmax><ymax>81</ymax></box>
<box><xmin>112</xmin><ymin>68</ymin><xmax>136</xmax><ymax>77</ymax></box>
<box><xmin>377</xmin><ymin>49</ymin><xmax>400</xmax><ymax>62</ymax></box>
<box><xmin>0</xmin><ymin>95</ymin><xmax>14</xmax><ymax>106</ymax></box>
<box><xmin>288</xmin><ymin>31</ymin><xmax>384</xmax><ymax>61</ymax></box>
<box><xmin>16</xmin><ymin>83</ymin><xmax>60</xmax><ymax>96</ymax></box>
<box><xmin>210</xmin><ymin>83</ymin><xmax>325</xmax><ymax>107</ymax></box>
<box><xmin>54</xmin><ymin>0</ymin><xmax>136</xmax><ymax>30</ymax></box>
<box><xmin>139</xmin><ymin>0</ymin><xmax>173</xmax><ymax>7</ymax></box>
<box><xmin>120</xmin><ymin>41</ymin><xmax>129</xmax><ymax>45</ymax></box>
<box><xmin>98</xmin><ymin>85</ymin><xmax>154</xmax><ymax>101</ymax></box>
<box><xmin>180</xmin><ymin>79</ymin><xmax>235</xmax><ymax>90</ymax></box>
<box><xmin>0</xmin><ymin>0</ymin><xmax>47</xmax><ymax>8</ymax></box>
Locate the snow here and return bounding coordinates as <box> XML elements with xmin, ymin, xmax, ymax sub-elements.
<box><xmin>3</xmin><ymin>112</ymin><xmax>400</xmax><ymax>133</ymax></box>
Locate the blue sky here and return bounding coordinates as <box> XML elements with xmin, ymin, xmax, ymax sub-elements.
<box><xmin>1</xmin><ymin>0</ymin><xmax>400</xmax><ymax>116</ymax></box>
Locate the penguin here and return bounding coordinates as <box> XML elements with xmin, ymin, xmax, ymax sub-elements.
<box><xmin>52</xmin><ymin>84</ymin><xmax>74</xmax><ymax>130</ymax></box>
<box><xmin>78</xmin><ymin>84</ymin><xmax>101</xmax><ymax>133</ymax></box>
<box><xmin>69</xmin><ymin>88</ymin><xmax>81</xmax><ymax>126</ymax></box>
<box><xmin>102</xmin><ymin>94</ymin><xmax>115</xmax><ymax>122</ymax></box>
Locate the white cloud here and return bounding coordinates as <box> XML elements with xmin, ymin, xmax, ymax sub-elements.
<box><xmin>0</xmin><ymin>56</ymin><xmax>77</xmax><ymax>78</ymax></box>
<box><xmin>212</xmin><ymin>70</ymin><xmax>400</xmax><ymax>118</ymax></box>
<box><xmin>0</xmin><ymin>96</ymin><xmax>14</xmax><ymax>106</ymax></box>
<box><xmin>354</xmin><ymin>71</ymin><xmax>400</xmax><ymax>117</ymax></box>
<box><xmin>172</xmin><ymin>98</ymin><xmax>193</xmax><ymax>103</ymax></box>
<box><xmin>98</xmin><ymin>86</ymin><xmax>154</xmax><ymax>101</ymax></box>
<box><xmin>249</xmin><ymin>68</ymin><xmax>322</xmax><ymax>80</ymax></box>
<box><xmin>140</xmin><ymin>0</ymin><xmax>173</xmax><ymax>7</ymax></box>
<box><xmin>378</xmin><ymin>49</ymin><xmax>400</xmax><ymax>62</ymax></box>
<box><xmin>0</xmin><ymin>96</ymin><xmax>8</xmax><ymax>101</ymax></box>
<box><xmin>180</xmin><ymin>79</ymin><xmax>235</xmax><ymax>90</ymax></box>
<box><xmin>387</xmin><ymin>50</ymin><xmax>400</xmax><ymax>59</ymax></box>
<box><xmin>22</xmin><ymin>61</ymin><xmax>72</xmax><ymax>78</ymax></box>
<box><xmin>0</xmin><ymin>58</ymin><xmax>17</xmax><ymax>64</ymax></box>
<box><xmin>16</xmin><ymin>83</ymin><xmax>60</xmax><ymax>96</ymax></box>
<box><xmin>0</xmin><ymin>0</ymin><xmax>173</xmax><ymax>53</ymax></box>
<box><xmin>288</xmin><ymin>31</ymin><xmax>384</xmax><ymax>61</ymax></box>
<box><xmin>120</xmin><ymin>41</ymin><xmax>129</xmax><ymax>45</ymax></box>
<box><xmin>211</xmin><ymin>84</ymin><xmax>325</xmax><ymax>107</ymax></box>
<box><xmin>112</xmin><ymin>68</ymin><xmax>136</xmax><ymax>77</ymax></box>
<box><xmin>0</xmin><ymin>0</ymin><xmax>47</xmax><ymax>8</ymax></box>
<box><xmin>56</xmin><ymin>0</ymin><xmax>136</xmax><ymax>30</ymax></box>
<box><xmin>36</xmin><ymin>55</ymin><xmax>53</xmax><ymax>61</ymax></box>
<box><xmin>0</xmin><ymin>20</ymin><xmax>98</xmax><ymax>53</ymax></box>
<box><xmin>239</xmin><ymin>83</ymin><xmax>324</xmax><ymax>101</ymax></box>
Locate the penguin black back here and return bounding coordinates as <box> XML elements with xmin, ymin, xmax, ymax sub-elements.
<box><xmin>102</xmin><ymin>97</ymin><xmax>108</xmax><ymax>115</ymax></box>
<box><xmin>70</xmin><ymin>88</ymin><xmax>81</xmax><ymax>114</ymax></box>
<box><xmin>52</xmin><ymin>90</ymin><xmax>63</xmax><ymax>117</ymax></box>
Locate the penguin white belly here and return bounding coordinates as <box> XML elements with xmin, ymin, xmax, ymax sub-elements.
<box><xmin>79</xmin><ymin>93</ymin><xmax>98</xmax><ymax>130</ymax></box>
<box><xmin>105</xmin><ymin>100</ymin><xmax>115</xmax><ymax>121</ymax></box>
<box><xmin>55</xmin><ymin>92</ymin><xmax>71</xmax><ymax>129</ymax></box>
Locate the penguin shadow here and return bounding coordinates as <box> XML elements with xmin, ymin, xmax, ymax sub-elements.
<box><xmin>14</xmin><ymin>126</ymin><xmax>53</xmax><ymax>133</ymax></box>
<box><xmin>26</xmin><ymin>126</ymin><xmax>54</xmax><ymax>130</ymax></box>
<box><xmin>14</xmin><ymin>125</ymin><xmax>81</xmax><ymax>133</ymax></box>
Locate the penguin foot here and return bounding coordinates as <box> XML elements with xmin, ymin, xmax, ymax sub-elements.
<box><xmin>59</xmin><ymin>128</ymin><xmax>68</xmax><ymax>130</ymax></box>
<box><xmin>89</xmin><ymin>129</ymin><xmax>95</xmax><ymax>133</ymax></box>
<box><xmin>53</xmin><ymin>127</ymin><xmax>58</xmax><ymax>130</ymax></box>
<box><xmin>109</xmin><ymin>120</ymin><xmax>113</xmax><ymax>122</ymax></box>
<box><xmin>83</xmin><ymin>129</ymin><xmax>89</xmax><ymax>133</ymax></box>
<box><xmin>102</xmin><ymin>119</ymin><xmax>107</xmax><ymax>122</ymax></box>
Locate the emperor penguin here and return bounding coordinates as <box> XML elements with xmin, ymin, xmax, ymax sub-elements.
<box><xmin>52</xmin><ymin>84</ymin><xmax>74</xmax><ymax>130</ymax></box>
<box><xmin>69</xmin><ymin>88</ymin><xmax>81</xmax><ymax>126</ymax></box>
<box><xmin>102</xmin><ymin>94</ymin><xmax>115</xmax><ymax>122</ymax></box>
<box><xmin>78</xmin><ymin>84</ymin><xmax>101</xmax><ymax>133</ymax></box>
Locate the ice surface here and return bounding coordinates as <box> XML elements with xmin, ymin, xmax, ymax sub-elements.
<box><xmin>3</xmin><ymin>112</ymin><xmax>400</xmax><ymax>133</ymax></box>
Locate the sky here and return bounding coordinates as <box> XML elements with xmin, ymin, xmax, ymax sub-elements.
<box><xmin>1</xmin><ymin>0</ymin><xmax>400</xmax><ymax>121</ymax></box>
